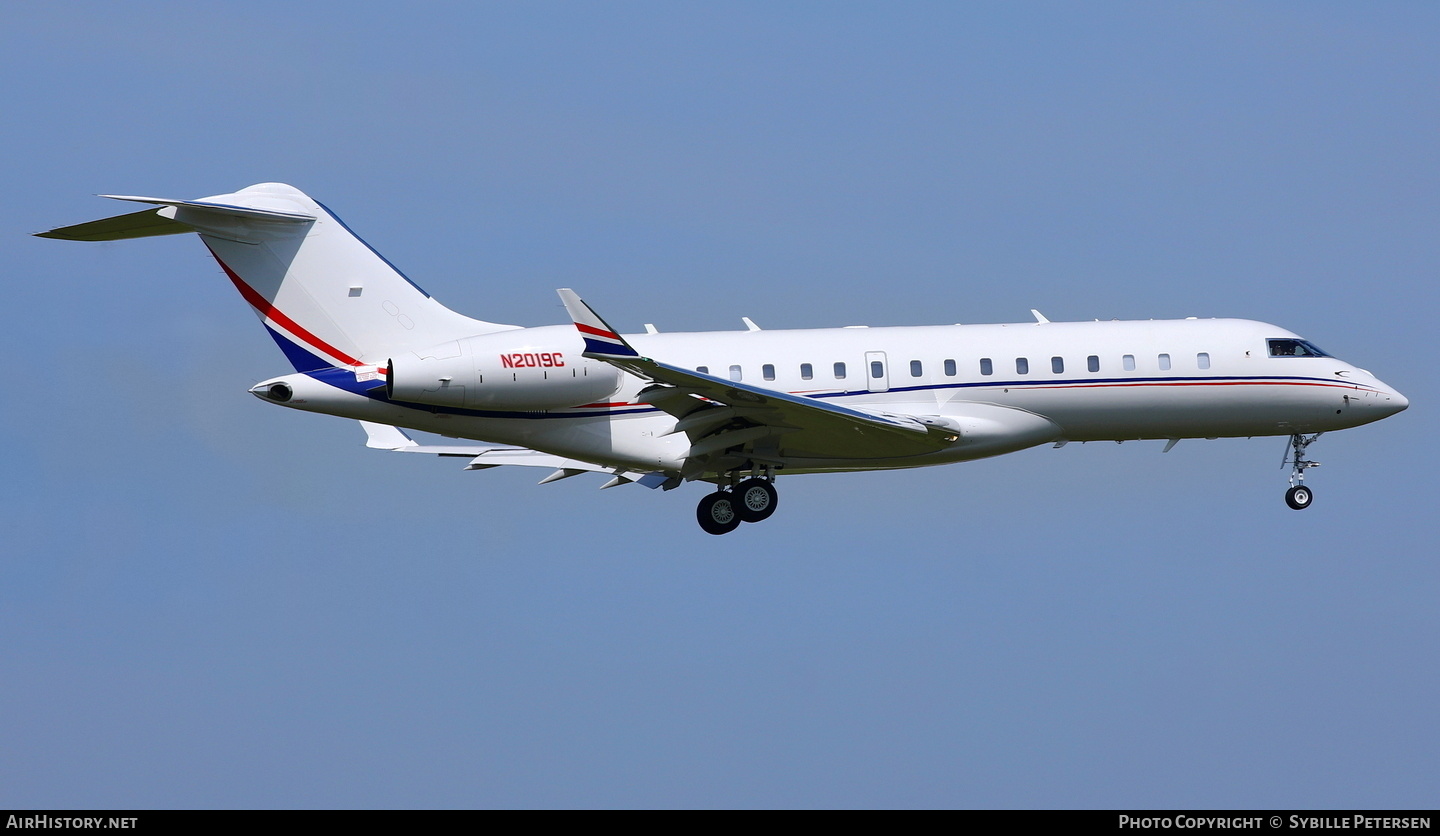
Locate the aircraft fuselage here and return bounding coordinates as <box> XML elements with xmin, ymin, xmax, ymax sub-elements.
<box><xmin>259</xmin><ymin>316</ymin><xmax>1407</xmax><ymax>475</ymax></box>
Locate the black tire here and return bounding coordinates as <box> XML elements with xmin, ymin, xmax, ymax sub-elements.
<box><xmin>734</xmin><ymin>478</ymin><xmax>778</xmax><ymax>523</ymax></box>
<box><xmin>697</xmin><ymin>491</ymin><xmax>742</xmax><ymax>535</ymax></box>
<box><xmin>1285</xmin><ymin>485</ymin><xmax>1313</xmax><ymax>510</ymax></box>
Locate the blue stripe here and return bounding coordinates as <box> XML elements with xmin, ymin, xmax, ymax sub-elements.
<box><xmin>806</xmin><ymin>373</ymin><xmax>1376</xmax><ymax>401</ymax></box>
<box><xmin>582</xmin><ymin>336</ymin><xmax>640</xmax><ymax>357</ymax></box>
<box><xmin>265</xmin><ymin>325</ymin><xmax>331</xmax><ymax>373</ymax></box>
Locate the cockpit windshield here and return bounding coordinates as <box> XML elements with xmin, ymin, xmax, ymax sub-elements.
<box><xmin>1268</xmin><ymin>338</ymin><xmax>1330</xmax><ymax>358</ymax></box>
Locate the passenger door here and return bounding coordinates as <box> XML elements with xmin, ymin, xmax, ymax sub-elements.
<box><xmin>865</xmin><ymin>351</ymin><xmax>889</xmax><ymax>393</ymax></box>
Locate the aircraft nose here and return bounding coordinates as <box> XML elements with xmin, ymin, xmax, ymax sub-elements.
<box><xmin>1371</xmin><ymin>383</ymin><xmax>1408</xmax><ymax>417</ymax></box>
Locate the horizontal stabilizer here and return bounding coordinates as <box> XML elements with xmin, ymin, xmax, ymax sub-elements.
<box><xmin>34</xmin><ymin>208</ymin><xmax>192</xmax><ymax>241</ymax></box>
<box><xmin>98</xmin><ymin>194</ymin><xmax>316</xmax><ymax>222</ymax></box>
<box><xmin>35</xmin><ymin>194</ymin><xmax>314</xmax><ymax>242</ymax></box>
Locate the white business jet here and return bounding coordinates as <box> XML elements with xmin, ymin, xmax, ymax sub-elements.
<box><xmin>39</xmin><ymin>183</ymin><xmax>1408</xmax><ymax>534</ymax></box>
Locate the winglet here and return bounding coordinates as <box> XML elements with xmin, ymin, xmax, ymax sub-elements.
<box><xmin>557</xmin><ymin>288</ymin><xmax>642</xmax><ymax>359</ymax></box>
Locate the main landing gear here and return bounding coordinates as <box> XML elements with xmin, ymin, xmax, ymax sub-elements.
<box><xmin>1283</xmin><ymin>432</ymin><xmax>1322</xmax><ymax>510</ymax></box>
<box><xmin>696</xmin><ymin>474</ymin><xmax>779</xmax><ymax>535</ymax></box>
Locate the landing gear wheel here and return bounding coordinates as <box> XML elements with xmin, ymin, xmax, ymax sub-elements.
<box><xmin>734</xmin><ymin>478</ymin><xmax>778</xmax><ymax>523</ymax></box>
<box><xmin>1285</xmin><ymin>485</ymin><xmax>1313</xmax><ymax>510</ymax></box>
<box><xmin>697</xmin><ymin>491</ymin><xmax>742</xmax><ymax>535</ymax></box>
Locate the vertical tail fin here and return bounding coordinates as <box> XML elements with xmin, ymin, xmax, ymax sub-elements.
<box><xmin>39</xmin><ymin>183</ymin><xmax>515</xmax><ymax>372</ymax></box>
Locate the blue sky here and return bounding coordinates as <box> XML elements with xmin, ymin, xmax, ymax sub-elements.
<box><xmin>2</xmin><ymin>2</ymin><xmax>1435</xmax><ymax>808</ymax></box>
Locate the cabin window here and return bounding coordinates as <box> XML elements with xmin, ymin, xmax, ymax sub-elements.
<box><xmin>910</xmin><ymin>360</ymin><xmax>923</xmax><ymax>377</ymax></box>
<box><xmin>1087</xmin><ymin>355</ymin><xmax>1100</xmax><ymax>373</ymax></box>
<box><xmin>1268</xmin><ymin>338</ymin><xmax>1329</xmax><ymax>358</ymax></box>
<box><xmin>1197</xmin><ymin>352</ymin><xmax>1211</xmax><ymax>370</ymax></box>
<box><xmin>1123</xmin><ymin>354</ymin><xmax>1136</xmax><ymax>371</ymax></box>
<box><xmin>762</xmin><ymin>364</ymin><xmax>775</xmax><ymax>381</ymax></box>
<box><xmin>980</xmin><ymin>358</ymin><xmax>993</xmax><ymax>376</ymax></box>
<box><xmin>800</xmin><ymin>363</ymin><xmax>813</xmax><ymax>380</ymax></box>
<box><xmin>1016</xmin><ymin>357</ymin><xmax>1029</xmax><ymax>375</ymax></box>
<box><xmin>729</xmin><ymin>365</ymin><xmax>742</xmax><ymax>381</ymax></box>
<box><xmin>833</xmin><ymin>362</ymin><xmax>847</xmax><ymax>380</ymax></box>
<box><xmin>944</xmin><ymin>359</ymin><xmax>957</xmax><ymax>377</ymax></box>
<box><xmin>1158</xmin><ymin>353</ymin><xmax>1171</xmax><ymax>371</ymax></box>
<box><xmin>1051</xmin><ymin>356</ymin><xmax>1064</xmax><ymax>374</ymax></box>
<box><xmin>870</xmin><ymin>360</ymin><xmax>885</xmax><ymax>379</ymax></box>
<box><xmin>697</xmin><ymin>366</ymin><xmax>709</xmax><ymax>374</ymax></box>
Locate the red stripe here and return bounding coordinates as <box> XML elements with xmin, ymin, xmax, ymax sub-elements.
<box><xmin>205</xmin><ymin>244</ymin><xmax>363</xmax><ymax>368</ymax></box>
<box><xmin>575</xmin><ymin>322</ymin><xmax>620</xmax><ymax>340</ymax></box>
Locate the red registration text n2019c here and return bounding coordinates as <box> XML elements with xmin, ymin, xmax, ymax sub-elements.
<box><xmin>500</xmin><ymin>352</ymin><xmax>565</xmax><ymax>369</ymax></box>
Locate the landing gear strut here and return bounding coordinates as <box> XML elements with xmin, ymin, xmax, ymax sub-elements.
<box><xmin>1283</xmin><ymin>432</ymin><xmax>1322</xmax><ymax>510</ymax></box>
<box><xmin>696</xmin><ymin>469</ymin><xmax>779</xmax><ymax>534</ymax></box>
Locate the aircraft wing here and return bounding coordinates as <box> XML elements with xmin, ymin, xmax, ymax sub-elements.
<box><xmin>357</xmin><ymin>421</ymin><xmax>670</xmax><ymax>488</ymax></box>
<box><xmin>556</xmin><ymin>289</ymin><xmax>963</xmax><ymax>476</ymax></box>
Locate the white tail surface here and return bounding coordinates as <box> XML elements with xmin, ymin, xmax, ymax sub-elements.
<box><xmin>103</xmin><ymin>183</ymin><xmax>515</xmax><ymax>371</ymax></box>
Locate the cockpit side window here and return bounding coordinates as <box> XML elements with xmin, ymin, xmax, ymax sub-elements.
<box><xmin>1267</xmin><ymin>338</ymin><xmax>1330</xmax><ymax>358</ymax></box>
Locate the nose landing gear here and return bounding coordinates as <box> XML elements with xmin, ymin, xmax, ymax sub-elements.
<box><xmin>1283</xmin><ymin>432</ymin><xmax>1322</xmax><ymax>510</ymax></box>
<box><xmin>696</xmin><ymin>469</ymin><xmax>780</xmax><ymax>534</ymax></box>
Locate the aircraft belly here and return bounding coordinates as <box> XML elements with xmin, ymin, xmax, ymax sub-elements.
<box><xmin>774</xmin><ymin>426</ymin><xmax>941</xmax><ymax>460</ymax></box>
<box><xmin>774</xmin><ymin>398</ymin><xmax>1061</xmax><ymax>464</ymax></box>
<box><xmin>775</xmin><ymin>449</ymin><xmax>1020</xmax><ymax>474</ymax></box>
<box><xmin>1007</xmin><ymin>381</ymin><xmax>1362</xmax><ymax>440</ymax></box>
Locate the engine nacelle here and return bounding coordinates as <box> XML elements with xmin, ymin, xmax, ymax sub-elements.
<box><xmin>386</xmin><ymin>325</ymin><xmax>623</xmax><ymax>411</ymax></box>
